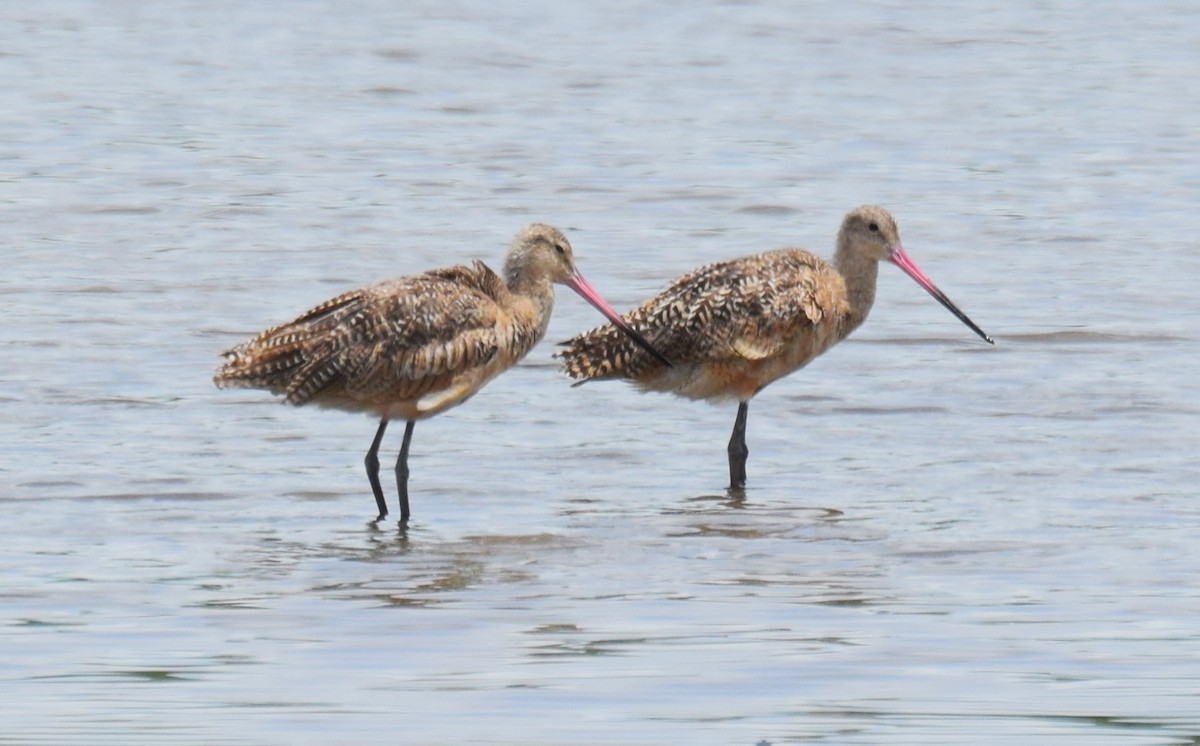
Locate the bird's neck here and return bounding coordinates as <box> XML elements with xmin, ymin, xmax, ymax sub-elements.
<box><xmin>505</xmin><ymin>267</ymin><xmax>553</xmax><ymax>301</ymax></box>
<box><xmin>833</xmin><ymin>244</ymin><xmax>879</xmax><ymax>337</ymax></box>
<box><xmin>504</xmin><ymin>270</ymin><xmax>556</xmax><ymax>335</ymax></box>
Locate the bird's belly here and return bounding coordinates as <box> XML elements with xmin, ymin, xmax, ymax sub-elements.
<box><xmin>304</xmin><ymin>359</ymin><xmax>509</xmax><ymax>422</ymax></box>
<box><xmin>639</xmin><ymin>334</ymin><xmax>834</xmax><ymax>403</ymax></box>
<box><xmin>638</xmin><ymin>359</ymin><xmax>781</xmax><ymax>403</ymax></box>
<box><xmin>304</xmin><ymin>390</ymin><xmax>427</xmax><ymax>421</ymax></box>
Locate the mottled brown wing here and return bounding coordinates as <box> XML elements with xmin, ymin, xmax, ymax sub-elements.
<box><xmin>216</xmin><ymin>261</ymin><xmax>508</xmax><ymax>406</ymax></box>
<box><xmin>559</xmin><ymin>249</ymin><xmax>844</xmax><ymax>381</ymax></box>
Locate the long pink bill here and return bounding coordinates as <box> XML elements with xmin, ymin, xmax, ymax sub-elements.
<box><xmin>888</xmin><ymin>244</ymin><xmax>994</xmax><ymax>345</ymax></box>
<box><xmin>566</xmin><ymin>272</ymin><xmax>673</xmax><ymax>367</ymax></box>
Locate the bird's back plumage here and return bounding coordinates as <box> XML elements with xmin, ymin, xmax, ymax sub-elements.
<box><xmin>214</xmin><ymin>260</ymin><xmax>536</xmax><ymax>417</ymax></box>
<box><xmin>559</xmin><ymin>248</ymin><xmax>853</xmax><ymax>401</ymax></box>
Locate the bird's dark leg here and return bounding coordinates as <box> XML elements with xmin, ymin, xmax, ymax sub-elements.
<box><xmin>727</xmin><ymin>401</ymin><xmax>749</xmax><ymax>489</ymax></box>
<box><xmin>395</xmin><ymin>420</ymin><xmax>416</xmax><ymax>525</ymax></box>
<box><xmin>366</xmin><ymin>419</ymin><xmax>389</xmax><ymax>521</ymax></box>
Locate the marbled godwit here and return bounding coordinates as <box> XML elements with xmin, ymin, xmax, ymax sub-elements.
<box><xmin>215</xmin><ymin>223</ymin><xmax>669</xmax><ymax>523</ymax></box>
<box><xmin>558</xmin><ymin>205</ymin><xmax>992</xmax><ymax>489</ymax></box>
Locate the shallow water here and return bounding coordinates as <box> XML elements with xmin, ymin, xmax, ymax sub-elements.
<box><xmin>3</xmin><ymin>0</ymin><xmax>1199</xmax><ymax>743</ymax></box>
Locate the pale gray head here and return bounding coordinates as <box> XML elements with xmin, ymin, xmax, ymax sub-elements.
<box><xmin>503</xmin><ymin>223</ymin><xmax>580</xmax><ymax>287</ymax></box>
<box><xmin>838</xmin><ymin>204</ymin><xmax>902</xmax><ymax>263</ymax></box>
<box><xmin>839</xmin><ymin>205</ymin><xmax>993</xmax><ymax>344</ymax></box>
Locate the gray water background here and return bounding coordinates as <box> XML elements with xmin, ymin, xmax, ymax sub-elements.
<box><xmin>2</xmin><ymin>1</ymin><xmax>1199</xmax><ymax>743</ymax></box>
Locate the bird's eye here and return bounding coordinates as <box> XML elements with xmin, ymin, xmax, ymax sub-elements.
<box><xmin>868</xmin><ymin>222</ymin><xmax>879</xmax><ymax>232</ymax></box>
<box><xmin>554</xmin><ymin>244</ymin><xmax>566</xmax><ymax>255</ymax></box>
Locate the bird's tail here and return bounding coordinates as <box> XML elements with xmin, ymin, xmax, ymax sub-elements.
<box><xmin>213</xmin><ymin>325</ymin><xmax>316</xmax><ymax>400</ymax></box>
<box><xmin>214</xmin><ymin>290</ymin><xmax>368</xmax><ymax>403</ymax></box>
<box><xmin>556</xmin><ymin>323</ymin><xmax>649</xmax><ymax>383</ymax></box>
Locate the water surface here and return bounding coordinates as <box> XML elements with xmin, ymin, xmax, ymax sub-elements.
<box><xmin>2</xmin><ymin>1</ymin><xmax>1198</xmax><ymax>743</ymax></box>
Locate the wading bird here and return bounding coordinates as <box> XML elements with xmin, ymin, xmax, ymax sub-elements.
<box><xmin>215</xmin><ymin>224</ymin><xmax>669</xmax><ymax>523</ymax></box>
<box><xmin>558</xmin><ymin>205</ymin><xmax>992</xmax><ymax>489</ymax></box>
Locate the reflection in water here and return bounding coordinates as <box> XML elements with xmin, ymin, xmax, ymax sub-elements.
<box><xmin>248</xmin><ymin>530</ymin><xmax>591</xmax><ymax>606</ymax></box>
<box><xmin>663</xmin><ymin>491</ymin><xmax>849</xmax><ymax>539</ymax></box>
